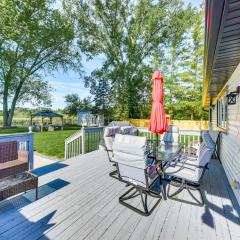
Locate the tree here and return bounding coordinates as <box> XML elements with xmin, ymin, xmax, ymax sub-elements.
<box><xmin>64</xmin><ymin>94</ymin><xmax>92</xmax><ymax>116</ymax></box>
<box><xmin>156</xmin><ymin>3</ymin><xmax>195</xmax><ymax>117</ymax></box>
<box><xmin>67</xmin><ymin>0</ymin><xmax>194</xmax><ymax>119</ymax></box>
<box><xmin>85</xmin><ymin>70</ymin><xmax>111</xmax><ymax>116</ymax></box>
<box><xmin>179</xmin><ymin>7</ymin><xmax>206</xmax><ymax>120</ymax></box>
<box><xmin>0</xmin><ymin>0</ymin><xmax>80</xmax><ymax>127</ymax></box>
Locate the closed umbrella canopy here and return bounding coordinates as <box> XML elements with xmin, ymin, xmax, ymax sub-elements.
<box><xmin>148</xmin><ymin>70</ymin><xmax>168</xmax><ymax>134</ymax></box>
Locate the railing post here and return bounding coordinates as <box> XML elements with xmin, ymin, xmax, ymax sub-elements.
<box><xmin>28</xmin><ymin>132</ymin><xmax>34</xmax><ymax>170</ymax></box>
<box><xmin>82</xmin><ymin>127</ymin><xmax>85</xmax><ymax>154</ymax></box>
<box><xmin>65</xmin><ymin>141</ymin><xmax>68</xmax><ymax>160</ymax></box>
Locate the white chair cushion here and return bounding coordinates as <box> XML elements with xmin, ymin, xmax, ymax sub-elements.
<box><xmin>118</xmin><ymin>164</ymin><xmax>146</xmax><ymax>186</ymax></box>
<box><xmin>165</xmin><ymin>163</ymin><xmax>201</xmax><ymax>183</ymax></box>
<box><xmin>104</xmin><ymin>137</ymin><xmax>114</xmax><ymax>151</ymax></box>
<box><xmin>120</xmin><ymin>126</ymin><xmax>132</xmax><ymax>135</ymax></box>
<box><xmin>104</xmin><ymin>126</ymin><xmax>120</xmax><ymax>137</ymax></box>
<box><xmin>113</xmin><ymin>134</ymin><xmax>146</xmax><ymax>154</ymax></box>
<box><xmin>113</xmin><ymin>134</ymin><xmax>147</xmax><ymax>169</ymax></box>
<box><xmin>161</xmin><ymin>125</ymin><xmax>179</xmax><ymax>145</ymax></box>
<box><xmin>198</xmin><ymin>144</ymin><xmax>214</xmax><ymax>167</ymax></box>
<box><xmin>202</xmin><ymin>132</ymin><xmax>215</xmax><ymax>149</ymax></box>
<box><xmin>113</xmin><ymin>151</ymin><xmax>146</xmax><ymax>169</ymax></box>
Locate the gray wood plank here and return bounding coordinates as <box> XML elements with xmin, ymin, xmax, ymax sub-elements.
<box><xmin>0</xmin><ymin>151</ymin><xmax>239</xmax><ymax>240</ymax></box>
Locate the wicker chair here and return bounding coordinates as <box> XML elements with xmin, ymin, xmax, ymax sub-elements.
<box><xmin>0</xmin><ymin>141</ymin><xmax>29</xmax><ymax>179</ymax></box>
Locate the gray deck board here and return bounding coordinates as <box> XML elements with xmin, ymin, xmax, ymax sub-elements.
<box><xmin>0</xmin><ymin>150</ymin><xmax>239</xmax><ymax>240</ymax></box>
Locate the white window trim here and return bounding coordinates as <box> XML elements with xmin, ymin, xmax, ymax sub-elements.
<box><xmin>217</xmin><ymin>93</ymin><xmax>228</xmax><ymax>130</ymax></box>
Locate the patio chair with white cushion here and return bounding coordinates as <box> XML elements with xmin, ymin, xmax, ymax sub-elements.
<box><xmin>99</xmin><ymin>126</ymin><xmax>120</xmax><ymax>178</ymax></box>
<box><xmin>161</xmin><ymin>125</ymin><xmax>179</xmax><ymax>146</ymax></box>
<box><xmin>112</xmin><ymin>134</ymin><xmax>162</xmax><ymax>216</ymax></box>
<box><xmin>99</xmin><ymin>126</ymin><xmax>120</xmax><ymax>162</ymax></box>
<box><xmin>165</xmin><ymin>132</ymin><xmax>215</xmax><ymax>206</ymax></box>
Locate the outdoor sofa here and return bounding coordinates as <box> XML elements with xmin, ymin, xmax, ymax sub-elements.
<box><xmin>0</xmin><ymin>141</ymin><xmax>29</xmax><ymax>179</ymax></box>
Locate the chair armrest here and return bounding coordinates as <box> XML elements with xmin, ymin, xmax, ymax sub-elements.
<box><xmin>18</xmin><ymin>150</ymin><xmax>29</xmax><ymax>162</ymax></box>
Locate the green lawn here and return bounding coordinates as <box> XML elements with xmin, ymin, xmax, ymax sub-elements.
<box><xmin>34</xmin><ymin>130</ymin><xmax>78</xmax><ymax>159</ymax></box>
<box><xmin>0</xmin><ymin>127</ymin><xmax>28</xmax><ymax>134</ymax></box>
<box><xmin>0</xmin><ymin>126</ymin><xmax>80</xmax><ymax>159</ymax></box>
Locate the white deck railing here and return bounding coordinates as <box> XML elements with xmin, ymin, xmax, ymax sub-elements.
<box><xmin>64</xmin><ymin>127</ymin><xmax>203</xmax><ymax>159</ymax></box>
<box><xmin>0</xmin><ymin>132</ymin><xmax>34</xmax><ymax>169</ymax></box>
<box><xmin>65</xmin><ymin>127</ymin><xmax>103</xmax><ymax>159</ymax></box>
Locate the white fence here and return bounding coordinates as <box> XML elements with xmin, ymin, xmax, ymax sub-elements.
<box><xmin>64</xmin><ymin>127</ymin><xmax>202</xmax><ymax>160</ymax></box>
<box><xmin>65</xmin><ymin>127</ymin><xmax>103</xmax><ymax>159</ymax></box>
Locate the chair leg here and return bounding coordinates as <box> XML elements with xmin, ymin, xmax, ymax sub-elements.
<box><xmin>167</xmin><ymin>179</ymin><xmax>204</xmax><ymax>206</ymax></box>
<box><xmin>119</xmin><ymin>186</ymin><xmax>161</xmax><ymax>216</ymax></box>
<box><xmin>186</xmin><ymin>185</ymin><xmax>204</xmax><ymax>206</ymax></box>
<box><xmin>109</xmin><ymin>170</ymin><xmax>118</xmax><ymax>179</ymax></box>
<box><xmin>167</xmin><ymin>180</ymin><xmax>185</xmax><ymax>198</ymax></box>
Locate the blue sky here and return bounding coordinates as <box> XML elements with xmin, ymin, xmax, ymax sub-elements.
<box><xmin>26</xmin><ymin>0</ymin><xmax>202</xmax><ymax>110</ymax></box>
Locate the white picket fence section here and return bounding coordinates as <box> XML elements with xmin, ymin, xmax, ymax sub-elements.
<box><xmin>138</xmin><ymin>127</ymin><xmax>202</xmax><ymax>150</ymax></box>
<box><xmin>65</xmin><ymin>126</ymin><xmax>203</xmax><ymax>160</ymax></box>
<box><xmin>65</xmin><ymin>127</ymin><xmax>103</xmax><ymax>159</ymax></box>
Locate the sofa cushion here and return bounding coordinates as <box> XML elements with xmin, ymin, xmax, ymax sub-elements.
<box><xmin>0</xmin><ymin>160</ymin><xmax>28</xmax><ymax>179</ymax></box>
<box><xmin>0</xmin><ymin>141</ymin><xmax>18</xmax><ymax>163</ymax></box>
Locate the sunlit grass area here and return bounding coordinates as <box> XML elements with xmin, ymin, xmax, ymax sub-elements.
<box><xmin>0</xmin><ymin>126</ymin><xmax>80</xmax><ymax>159</ymax></box>
<box><xmin>34</xmin><ymin>130</ymin><xmax>78</xmax><ymax>159</ymax></box>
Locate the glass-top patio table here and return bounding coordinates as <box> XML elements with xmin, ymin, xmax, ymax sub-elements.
<box><xmin>156</xmin><ymin>143</ymin><xmax>183</xmax><ymax>164</ymax></box>
<box><xmin>147</xmin><ymin>141</ymin><xmax>183</xmax><ymax>200</ymax></box>
<box><xmin>147</xmin><ymin>140</ymin><xmax>183</xmax><ymax>165</ymax></box>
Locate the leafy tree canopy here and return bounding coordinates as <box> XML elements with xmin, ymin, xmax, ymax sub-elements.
<box><xmin>67</xmin><ymin>0</ymin><xmax>195</xmax><ymax>119</ymax></box>
<box><xmin>63</xmin><ymin>94</ymin><xmax>92</xmax><ymax>116</ymax></box>
<box><xmin>0</xmin><ymin>0</ymin><xmax>81</xmax><ymax>127</ymax></box>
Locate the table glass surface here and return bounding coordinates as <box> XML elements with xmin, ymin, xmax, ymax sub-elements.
<box><xmin>156</xmin><ymin>143</ymin><xmax>183</xmax><ymax>162</ymax></box>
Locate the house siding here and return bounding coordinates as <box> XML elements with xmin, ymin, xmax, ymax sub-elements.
<box><xmin>210</xmin><ymin>64</ymin><xmax>240</xmax><ymax>205</ymax></box>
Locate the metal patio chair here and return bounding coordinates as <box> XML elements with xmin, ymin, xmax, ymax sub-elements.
<box><xmin>161</xmin><ymin>125</ymin><xmax>179</xmax><ymax>146</ymax></box>
<box><xmin>112</xmin><ymin>134</ymin><xmax>162</xmax><ymax>216</ymax></box>
<box><xmin>99</xmin><ymin>126</ymin><xmax>120</xmax><ymax>178</ymax></box>
<box><xmin>165</xmin><ymin>132</ymin><xmax>215</xmax><ymax>206</ymax></box>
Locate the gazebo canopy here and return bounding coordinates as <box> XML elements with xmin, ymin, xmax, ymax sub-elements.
<box><xmin>30</xmin><ymin>111</ymin><xmax>64</xmax><ymax>132</ymax></box>
<box><xmin>31</xmin><ymin>111</ymin><xmax>63</xmax><ymax>118</ymax></box>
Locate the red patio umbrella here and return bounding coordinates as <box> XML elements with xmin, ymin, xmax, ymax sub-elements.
<box><xmin>148</xmin><ymin>70</ymin><xmax>168</xmax><ymax>136</ymax></box>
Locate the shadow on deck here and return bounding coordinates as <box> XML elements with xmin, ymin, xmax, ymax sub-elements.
<box><xmin>0</xmin><ymin>150</ymin><xmax>239</xmax><ymax>240</ymax></box>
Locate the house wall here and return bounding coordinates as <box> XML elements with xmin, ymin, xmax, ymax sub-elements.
<box><xmin>210</xmin><ymin>63</ymin><xmax>240</xmax><ymax>205</ymax></box>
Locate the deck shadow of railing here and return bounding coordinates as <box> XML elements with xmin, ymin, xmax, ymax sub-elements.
<box><xmin>31</xmin><ymin>162</ymin><xmax>69</xmax><ymax>177</ymax></box>
<box><xmin>0</xmin><ymin>178</ymin><xmax>70</xmax><ymax>213</ymax></box>
<box><xmin>151</xmin><ymin>160</ymin><xmax>240</xmax><ymax>228</ymax></box>
<box><xmin>201</xmin><ymin>165</ymin><xmax>240</xmax><ymax>228</ymax></box>
<box><xmin>0</xmin><ymin>210</ymin><xmax>56</xmax><ymax>239</ymax></box>
<box><xmin>0</xmin><ymin>178</ymin><xmax>70</xmax><ymax>239</ymax></box>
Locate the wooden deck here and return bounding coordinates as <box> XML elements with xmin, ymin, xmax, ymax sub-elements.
<box><xmin>0</xmin><ymin>150</ymin><xmax>239</xmax><ymax>240</ymax></box>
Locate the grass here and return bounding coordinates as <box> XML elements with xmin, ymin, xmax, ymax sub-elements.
<box><xmin>0</xmin><ymin>125</ymin><xmax>200</xmax><ymax>159</ymax></box>
<box><xmin>0</xmin><ymin>127</ymin><xmax>28</xmax><ymax>134</ymax></box>
<box><xmin>0</xmin><ymin>126</ymin><xmax>80</xmax><ymax>159</ymax></box>
<box><xmin>34</xmin><ymin>130</ymin><xmax>78</xmax><ymax>159</ymax></box>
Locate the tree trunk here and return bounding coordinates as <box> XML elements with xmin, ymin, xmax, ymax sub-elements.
<box><xmin>2</xmin><ymin>94</ymin><xmax>9</xmax><ymax>128</ymax></box>
<box><xmin>2</xmin><ymin>74</ymin><xmax>10</xmax><ymax>128</ymax></box>
<box><xmin>6</xmin><ymin>80</ymin><xmax>25</xmax><ymax>127</ymax></box>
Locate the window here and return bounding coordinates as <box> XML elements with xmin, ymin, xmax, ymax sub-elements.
<box><xmin>209</xmin><ymin>107</ymin><xmax>212</xmax><ymax>123</ymax></box>
<box><xmin>217</xmin><ymin>94</ymin><xmax>228</xmax><ymax>129</ymax></box>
